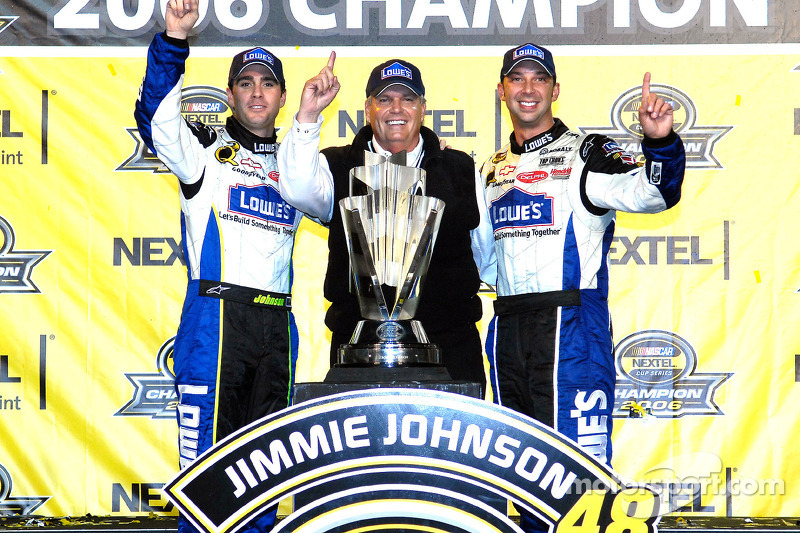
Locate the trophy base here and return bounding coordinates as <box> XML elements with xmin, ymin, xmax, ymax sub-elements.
<box><xmin>337</xmin><ymin>342</ymin><xmax>441</xmax><ymax>367</ymax></box>
<box><xmin>325</xmin><ymin>319</ymin><xmax>449</xmax><ymax>383</ymax></box>
<box><xmin>337</xmin><ymin>320</ymin><xmax>442</xmax><ymax>367</ymax></box>
<box><xmin>328</xmin><ymin>342</ymin><xmax>449</xmax><ymax>383</ymax></box>
<box><xmin>338</xmin><ymin>319</ymin><xmax>441</xmax><ymax>364</ymax></box>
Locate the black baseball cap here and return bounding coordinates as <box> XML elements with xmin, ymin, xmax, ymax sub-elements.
<box><xmin>228</xmin><ymin>47</ymin><xmax>285</xmax><ymax>88</ymax></box>
<box><xmin>500</xmin><ymin>43</ymin><xmax>556</xmax><ymax>81</ymax></box>
<box><xmin>365</xmin><ymin>59</ymin><xmax>425</xmax><ymax>97</ymax></box>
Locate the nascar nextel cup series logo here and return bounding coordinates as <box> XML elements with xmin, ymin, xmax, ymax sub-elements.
<box><xmin>613</xmin><ymin>330</ymin><xmax>732</xmax><ymax>418</ymax></box>
<box><xmin>0</xmin><ymin>215</ymin><xmax>51</xmax><ymax>294</ymax></box>
<box><xmin>579</xmin><ymin>84</ymin><xmax>732</xmax><ymax>169</ymax></box>
<box><xmin>117</xmin><ymin>86</ymin><xmax>229</xmax><ymax>173</ymax></box>
<box><xmin>0</xmin><ymin>463</ymin><xmax>49</xmax><ymax>515</ymax></box>
<box><xmin>115</xmin><ymin>338</ymin><xmax>176</xmax><ymax>419</ymax></box>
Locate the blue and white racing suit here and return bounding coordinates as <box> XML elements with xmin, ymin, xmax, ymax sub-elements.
<box><xmin>480</xmin><ymin>118</ymin><xmax>684</xmax><ymax>530</ymax></box>
<box><xmin>135</xmin><ymin>32</ymin><xmax>301</xmax><ymax>533</ymax></box>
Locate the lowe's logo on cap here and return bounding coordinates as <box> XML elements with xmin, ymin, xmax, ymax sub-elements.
<box><xmin>382</xmin><ymin>62</ymin><xmax>413</xmax><ymax>80</ymax></box>
<box><xmin>244</xmin><ymin>48</ymin><xmax>274</xmax><ymax>65</ymax></box>
<box><xmin>501</xmin><ymin>42</ymin><xmax>556</xmax><ymax>80</ymax></box>
<box><xmin>514</xmin><ymin>44</ymin><xmax>545</xmax><ymax>61</ymax></box>
<box><xmin>366</xmin><ymin>59</ymin><xmax>425</xmax><ymax>96</ymax></box>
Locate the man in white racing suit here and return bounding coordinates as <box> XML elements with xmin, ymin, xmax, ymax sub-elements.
<box><xmin>480</xmin><ymin>43</ymin><xmax>685</xmax><ymax>533</ymax></box>
<box><xmin>134</xmin><ymin>1</ymin><xmax>302</xmax><ymax>532</ymax></box>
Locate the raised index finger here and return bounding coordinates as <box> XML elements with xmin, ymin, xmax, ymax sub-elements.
<box><xmin>642</xmin><ymin>71</ymin><xmax>652</xmax><ymax>103</ymax></box>
<box><xmin>327</xmin><ymin>51</ymin><xmax>336</xmax><ymax>70</ymax></box>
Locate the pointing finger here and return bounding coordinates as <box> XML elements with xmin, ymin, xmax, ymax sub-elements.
<box><xmin>327</xmin><ymin>50</ymin><xmax>336</xmax><ymax>71</ymax></box>
<box><xmin>642</xmin><ymin>71</ymin><xmax>652</xmax><ymax>111</ymax></box>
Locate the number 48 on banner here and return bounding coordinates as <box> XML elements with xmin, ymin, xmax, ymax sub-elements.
<box><xmin>558</xmin><ymin>488</ymin><xmax>659</xmax><ymax>533</ymax></box>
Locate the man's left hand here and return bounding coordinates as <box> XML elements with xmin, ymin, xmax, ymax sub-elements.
<box><xmin>297</xmin><ymin>51</ymin><xmax>340</xmax><ymax>124</ymax></box>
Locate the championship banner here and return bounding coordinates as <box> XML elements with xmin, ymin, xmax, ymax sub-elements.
<box><xmin>166</xmin><ymin>389</ymin><xmax>660</xmax><ymax>533</ymax></box>
<box><xmin>0</xmin><ymin>0</ymin><xmax>785</xmax><ymax>47</ymax></box>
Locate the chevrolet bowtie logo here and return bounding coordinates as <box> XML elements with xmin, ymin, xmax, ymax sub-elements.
<box><xmin>206</xmin><ymin>284</ymin><xmax>231</xmax><ymax>295</ymax></box>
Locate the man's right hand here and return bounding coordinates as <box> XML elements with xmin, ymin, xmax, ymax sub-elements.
<box><xmin>297</xmin><ymin>52</ymin><xmax>341</xmax><ymax>124</ymax></box>
<box><xmin>165</xmin><ymin>0</ymin><xmax>199</xmax><ymax>40</ymax></box>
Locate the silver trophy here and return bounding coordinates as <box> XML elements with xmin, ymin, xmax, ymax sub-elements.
<box><xmin>336</xmin><ymin>152</ymin><xmax>445</xmax><ymax>368</ymax></box>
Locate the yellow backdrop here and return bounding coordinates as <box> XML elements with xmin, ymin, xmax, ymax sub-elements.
<box><xmin>1</xmin><ymin>48</ymin><xmax>798</xmax><ymax>519</ymax></box>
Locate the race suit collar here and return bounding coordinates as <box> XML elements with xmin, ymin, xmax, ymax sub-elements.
<box><xmin>225</xmin><ymin>116</ymin><xmax>278</xmax><ymax>154</ymax></box>
<box><xmin>510</xmin><ymin>118</ymin><xmax>569</xmax><ymax>155</ymax></box>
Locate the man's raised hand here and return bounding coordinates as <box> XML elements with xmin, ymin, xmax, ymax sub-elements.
<box><xmin>165</xmin><ymin>0</ymin><xmax>199</xmax><ymax>40</ymax></box>
<box><xmin>297</xmin><ymin>51</ymin><xmax>341</xmax><ymax>124</ymax></box>
<box><xmin>638</xmin><ymin>72</ymin><xmax>674</xmax><ymax>140</ymax></box>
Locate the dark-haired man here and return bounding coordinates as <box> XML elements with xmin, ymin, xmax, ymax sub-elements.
<box><xmin>480</xmin><ymin>43</ymin><xmax>685</xmax><ymax>532</ymax></box>
<box><xmin>135</xmin><ymin>1</ymin><xmax>302</xmax><ymax>531</ymax></box>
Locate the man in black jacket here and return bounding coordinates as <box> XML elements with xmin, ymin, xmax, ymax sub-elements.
<box><xmin>278</xmin><ymin>54</ymin><xmax>495</xmax><ymax>391</ymax></box>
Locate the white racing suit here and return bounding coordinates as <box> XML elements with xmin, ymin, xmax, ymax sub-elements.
<box><xmin>480</xmin><ymin>118</ymin><xmax>684</xmax><ymax>532</ymax></box>
<box><xmin>135</xmin><ymin>32</ymin><xmax>302</xmax><ymax>533</ymax></box>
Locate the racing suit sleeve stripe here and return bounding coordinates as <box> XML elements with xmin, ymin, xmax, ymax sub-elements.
<box><xmin>562</xmin><ymin>216</ymin><xmax>582</xmax><ymax>290</ymax></box>
<box><xmin>199</xmin><ymin>209</ymin><xmax>223</xmax><ymax>282</ymax></box>
<box><xmin>136</xmin><ymin>33</ymin><xmax>210</xmax><ymax>186</ymax></box>
<box><xmin>134</xmin><ymin>32</ymin><xmax>188</xmax><ymax>154</ymax></box>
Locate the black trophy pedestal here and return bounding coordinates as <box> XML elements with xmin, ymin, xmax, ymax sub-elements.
<box><xmin>293</xmin><ymin>364</ymin><xmax>483</xmax><ymax>403</ymax></box>
<box><xmin>325</xmin><ymin>362</ymin><xmax>453</xmax><ymax>382</ymax></box>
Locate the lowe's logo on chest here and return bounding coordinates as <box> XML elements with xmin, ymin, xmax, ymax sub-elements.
<box><xmin>229</xmin><ymin>184</ymin><xmax>295</xmax><ymax>225</ymax></box>
<box><xmin>490</xmin><ymin>188</ymin><xmax>554</xmax><ymax>230</ymax></box>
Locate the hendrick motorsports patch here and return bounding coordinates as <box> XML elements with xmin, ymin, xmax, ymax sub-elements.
<box><xmin>165</xmin><ymin>389</ymin><xmax>660</xmax><ymax>533</ymax></box>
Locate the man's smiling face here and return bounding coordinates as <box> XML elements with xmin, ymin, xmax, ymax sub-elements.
<box><xmin>365</xmin><ymin>85</ymin><xmax>426</xmax><ymax>154</ymax></box>
<box><xmin>498</xmin><ymin>60</ymin><xmax>560</xmax><ymax>139</ymax></box>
